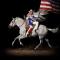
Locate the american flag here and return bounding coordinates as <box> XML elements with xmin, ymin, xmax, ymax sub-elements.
<box><xmin>39</xmin><ymin>0</ymin><xmax>60</xmax><ymax>14</ymax></box>
<box><xmin>49</xmin><ymin>0</ymin><xmax>60</xmax><ymax>14</ymax></box>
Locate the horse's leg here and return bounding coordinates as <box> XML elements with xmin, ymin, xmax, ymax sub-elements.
<box><xmin>18</xmin><ymin>33</ymin><xmax>26</xmax><ymax>46</ymax></box>
<box><xmin>18</xmin><ymin>35</ymin><xmax>24</xmax><ymax>46</ymax></box>
<box><xmin>45</xmin><ymin>38</ymin><xmax>52</xmax><ymax>48</ymax></box>
<box><xmin>34</xmin><ymin>35</ymin><xmax>43</xmax><ymax>50</ymax></box>
<box><xmin>18</xmin><ymin>26</ymin><xmax>26</xmax><ymax>46</ymax></box>
<box><xmin>34</xmin><ymin>39</ymin><xmax>42</xmax><ymax>50</ymax></box>
<box><xmin>12</xmin><ymin>35</ymin><xmax>19</xmax><ymax>46</ymax></box>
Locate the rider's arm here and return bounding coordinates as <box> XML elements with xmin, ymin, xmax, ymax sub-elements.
<box><xmin>26</xmin><ymin>16</ymin><xmax>29</xmax><ymax>20</ymax></box>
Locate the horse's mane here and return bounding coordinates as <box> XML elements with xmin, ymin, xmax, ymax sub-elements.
<box><xmin>13</xmin><ymin>17</ymin><xmax>26</xmax><ymax>27</ymax></box>
<box><xmin>15</xmin><ymin>17</ymin><xmax>24</xmax><ymax>20</ymax></box>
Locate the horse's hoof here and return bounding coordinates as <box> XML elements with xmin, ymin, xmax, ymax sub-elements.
<box><xmin>48</xmin><ymin>44</ymin><xmax>52</xmax><ymax>48</ymax></box>
<box><xmin>12</xmin><ymin>42</ymin><xmax>14</xmax><ymax>46</ymax></box>
<box><xmin>34</xmin><ymin>47</ymin><xmax>37</xmax><ymax>50</ymax></box>
<box><xmin>34</xmin><ymin>48</ymin><xmax>36</xmax><ymax>50</ymax></box>
<box><xmin>49</xmin><ymin>46</ymin><xmax>52</xmax><ymax>48</ymax></box>
<box><xmin>20</xmin><ymin>42</ymin><xmax>23</xmax><ymax>46</ymax></box>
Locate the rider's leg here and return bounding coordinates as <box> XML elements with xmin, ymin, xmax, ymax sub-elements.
<box><xmin>33</xmin><ymin>21</ymin><xmax>39</xmax><ymax>31</ymax></box>
<box><xmin>26</xmin><ymin>25</ymin><xmax>33</xmax><ymax>36</ymax></box>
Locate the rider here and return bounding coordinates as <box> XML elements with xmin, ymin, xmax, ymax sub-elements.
<box><xmin>26</xmin><ymin>9</ymin><xmax>39</xmax><ymax>36</ymax></box>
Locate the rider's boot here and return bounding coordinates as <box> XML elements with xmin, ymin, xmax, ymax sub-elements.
<box><xmin>26</xmin><ymin>32</ymin><xmax>29</xmax><ymax>37</ymax></box>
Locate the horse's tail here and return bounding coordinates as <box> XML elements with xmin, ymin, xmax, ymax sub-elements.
<box><xmin>48</xmin><ymin>27</ymin><xmax>59</xmax><ymax>33</ymax></box>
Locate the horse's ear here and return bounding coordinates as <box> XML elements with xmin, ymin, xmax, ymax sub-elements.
<box><xmin>12</xmin><ymin>17</ymin><xmax>15</xmax><ymax>20</ymax></box>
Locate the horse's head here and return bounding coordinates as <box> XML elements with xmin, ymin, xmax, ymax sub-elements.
<box><xmin>9</xmin><ymin>18</ymin><xmax>16</xmax><ymax>28</ymax></box>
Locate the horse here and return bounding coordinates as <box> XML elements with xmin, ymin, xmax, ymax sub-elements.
<box><xmin>8</xmin><ymin>17</ymin><xmax>58</xmax><ymax>49</ymax></box>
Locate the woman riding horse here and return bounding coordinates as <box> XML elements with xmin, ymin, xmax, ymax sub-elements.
<box><xmin>26</xmin><ymin>9</ymin><xmax>39</xmax><ymax>36</ymax></box>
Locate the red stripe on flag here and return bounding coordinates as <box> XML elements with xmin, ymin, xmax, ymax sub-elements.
<box><xmin>39</xmin><ymin>8</ymin><xmax>52</xmax><ymax>11</ymax></box>
<box><xmin>40</xmin><ymin>4</ymin><xmax>51</xmax><ymax>7</ymax></box>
